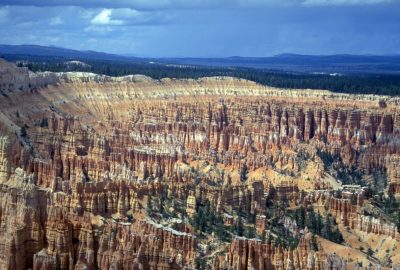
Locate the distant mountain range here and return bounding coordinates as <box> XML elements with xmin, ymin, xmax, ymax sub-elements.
<box><xmin>159</xmin><ymin>54</ymin><xmax>400</xmax><ymax>74</ymax></box>
<box><xmin>0</xmin><ymin>44</ymin><xmax>134</xmax><ymax>61</ymax></box>
<box><xmin>1</xmin><ymin>44</ymin><xmax>400</xmax><ymax>74</ymax></box>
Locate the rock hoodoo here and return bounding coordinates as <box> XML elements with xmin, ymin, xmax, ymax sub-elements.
<box><xmin>0</xmin><ymin>59</ymin><xmax>399</xmax><ymax>269</ymax></box>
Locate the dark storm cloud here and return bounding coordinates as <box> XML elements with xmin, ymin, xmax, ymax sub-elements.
<box><xmin>0</xmin><ymin>0</ymin><xmax>399</xmax><ymax>56</ymax></box>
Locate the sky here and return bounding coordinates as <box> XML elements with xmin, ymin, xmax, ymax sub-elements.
<box><xmin>0</xmin><ymin>0</ymin><xmax>399</xmax><ymax>57</ymax></box>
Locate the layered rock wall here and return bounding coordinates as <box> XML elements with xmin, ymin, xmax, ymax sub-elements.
<box><xmin>0</xmin><ymin>60</ymin><xmax>399</xmax><ymax>269</ymax></box>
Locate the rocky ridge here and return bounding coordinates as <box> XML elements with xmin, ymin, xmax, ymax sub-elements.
<box><xmin>0</xmin><ymin>59</ymin><xmax>399</xmax><ymax>269</ymax></box>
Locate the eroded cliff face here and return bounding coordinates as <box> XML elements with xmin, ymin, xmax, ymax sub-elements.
<box><xmin>0</xmin><ymin>59</ymin><xmax>399</xmax><ymax>270</ymax></box>
<box><xmin>214</xmin><ymin>233</ymin><xmax>349</xmax><ymax>270</ymax></box>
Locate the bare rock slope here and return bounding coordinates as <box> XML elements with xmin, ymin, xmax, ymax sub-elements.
<box><xmin>0</xmin><ymin>59</ymin><xmax>399</xmax><ymax>270</ymax></box>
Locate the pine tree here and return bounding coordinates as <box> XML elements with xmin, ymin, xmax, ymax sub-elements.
<box><xmin>397</xmin><ymin>210</ymin><xmax>400</xmax><ymax>233</ymax></box>
<box><xmin>297</xmin><ymin>206</ymin><xmax>306</xmax><ymax>228</ymax></box>
<box><xmin>215</xmin><ymin>221</ymin><xmax>225</xmax><ymax>240</ymax></box>
<box><xmin>195</xmin><ymin>256</ymin><xmax>206</xmax><ymax>270</ymax></box>
<box><xmin>300</xmin><ymin>190</ymin><xmax>306</xmax><ymax>204</ymax></box>
<box><xmin>20</xmin><ymin>126</ymin><xmax>27</xmax><ymax>137</ymax></box>
<box><xmin>316</xmin><ymin>214</ymin><xmax>323</xmax><ymax>234</ymax></box>
<box><xmin>200</xmin><ymin>214</ymin><xmax>206</xmax><ymax>232</ymax></box>
<box><xmin>322</xmin><ymin>215</ymin><xmax>332</xmax><ymax>239</ymax></box>
<box><xmin>147</xmin><ymin>195</ymin><xmax>153</xmax><ymax>213</ymax></box>
<box><xmin>240</xmin><ymin>163</ymin><xmax>248</xmax><ymax>182</ymax></box>
<box><xmin>306</xmin><ymin>209</ymin><xmax>317</xmax><ymax>233</ymax></box>
<box><xmin>55</xmin><ymin>253</ymin><xmax>61</xmax><ymax>270</ymax></box>
<box><xmin>236</xmin><ymin>216</ymin><xmax>244</xmax><ymax>237</ymax></box>
<box><xmin>311</xmin><ymin>235</ymin><xmax>318</xmax><ymax>251</ymax></box>
<box><xmin>244</xmin><ymin>226</ymin><xmax>256</xmax><ymax>238</ymax></box>
<box><xmin>40</xmin><ymin>117</ymin><xmax>48</xmax><ymax>127</ymax></box>
<box><xmin>260</xmin><ymin>232</ymin><xmax>266</xmax><ymax>243</ymax></box>
<box><xmin>159</xmin><ymin>195</ymin><xmax>165</xmax><ymax>214</ymax></box>
<box><xmin>331</xmin><ymin>227</ymin><xmax>344</xmax><ymax>243</ymax></box>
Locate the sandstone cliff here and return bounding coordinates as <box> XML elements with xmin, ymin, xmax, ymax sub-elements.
<box><xmin>0</xmin><ymin>59</ymin><xmax>399</xmax><ymax>269</ymax></box>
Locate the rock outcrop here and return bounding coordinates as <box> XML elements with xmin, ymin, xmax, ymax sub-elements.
<box><xmin>0</xmin><ymin>59</ymin><xmax>399</xmax><ymax>269</ymax></box>
<box><xmin>214</xmin><ymin>234</ymin><xmax>347</xmax><ymax>270</ymax></box>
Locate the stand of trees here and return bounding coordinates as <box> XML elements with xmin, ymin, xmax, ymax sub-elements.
<box><xmin>371</xmin><ymin>193</ymin><xmax>400</xmax><ymax>232</ymax></box>
<box><xmin>191</xmin><ymin>201</ymin><xmax>229</xmax><ymax>241</ymax></box>
<box><xmin>5</xmin><ymin>54</ymin><xmax>400</xmax><ymax>96</ymax></box>
<box><xmin>293</xmin><ymin>206</ymin><xmax>344</xmax><ymax>244</ymax></box>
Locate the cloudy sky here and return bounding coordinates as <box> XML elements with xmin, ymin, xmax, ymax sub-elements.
<box><xmin>0</xmin><ymin>0</ymin><xmax>399</xmax><ymax>57</ymax></box>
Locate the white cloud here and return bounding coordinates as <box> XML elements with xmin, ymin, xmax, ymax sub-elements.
<box><xmin>91</xmin><ymin>9</ymin><xmax>123</xmax><ymax>25</ymax></box>
<box><xmin>50</xmin><ymin>16</ymin><xmax>63</xmax><ymax>25</ymax></box>
<box><xmin>89</xmin><ymin>8</ymin><xmax>169</xmax><ymax>27</ymax></box>
<box><xmin>302</xmin><ymin>0</ymin><xmax>391</xmax><ymax>6</ymax></box>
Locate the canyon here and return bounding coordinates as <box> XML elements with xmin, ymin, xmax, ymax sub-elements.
<box><xmin>0</xmin><ymin>58</ymin><xmax>400</xmax><ymax>270</ymax></box>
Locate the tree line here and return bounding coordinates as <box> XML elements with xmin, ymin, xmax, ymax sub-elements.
<box><xmin>4</xmin><ymin>54</ymin><xmax>400</xmax><ymax>96</ymax></box>
<box><xmin>293</xmin><ymin>206</ymin><xmax>344</xmax><ymax>244</ymax></box>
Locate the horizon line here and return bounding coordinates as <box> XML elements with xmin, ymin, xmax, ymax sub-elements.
<box><xmin>0</xmin><ymin>43</ymin><xmax>399</xmax><ymax>59</ymax></box>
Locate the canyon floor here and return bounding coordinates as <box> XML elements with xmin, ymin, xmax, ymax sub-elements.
<box><xmin>0</xmin><ymin>59</ymin><xmax>400</xmax><ymax>270</ymax></box>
